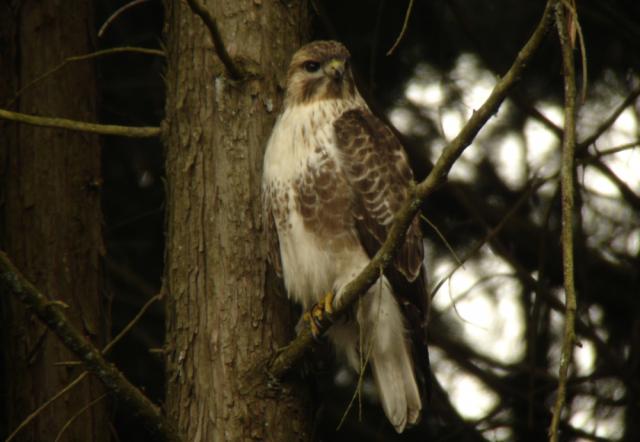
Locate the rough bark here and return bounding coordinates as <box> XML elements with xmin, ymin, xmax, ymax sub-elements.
<box><xmin>163</xmin><ymin>1</ymin><xmax>312</xmax><ymax>441</ymax></box>
<box><xmin>0</xmin><ymin>1</ymin><xmax>109</xmax><ymax>441</ymax></box>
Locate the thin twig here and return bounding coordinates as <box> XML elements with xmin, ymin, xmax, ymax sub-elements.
<box><xmin>54</xmin><ymin>394</ymin><xmax>108</xmax><ymax>442</ymax></box>
<box><xmin>515</xmin><ymin>82</ymin><xmax>640</xmax><ymax>157</ymax></box>
<box><xmin>517</xmin><ymin>74</ymin><xmax>640</xmax><ymax>212</ymax></box>
<box><xmin>431</xmin><ymin>177</ymin><xmax>548</xmax><ymax>299</ymax></box>
<box><xmin>0</xmin><ymin>252</ymin><xmax>181</xmax><ymax>442</ymax></box>
<box><xmin>512</xmin><ymin>73</ymin><xmax>640</xmax><ymax>155</ymax></box>
<box><xmin>461</xmin><ymin>185</ymin><xmax>627</xmax><ymax>376</ymax></box>
<box><xmin>184</xmin><ymin>0</ymin><xmax>243</xmax><ymax>80</ymax></box>
<box><xmin>104</xmin><ymin>292</ymin><xmax>163</xmax><ymax>354</ymax></box>
<box><xmin>336</xmin><ymin>282</ymin><xmax>379</xmax><ymax>430</ymax></box>
<box><xmin>5</xmin><ymin>290</ymin><xmax>163</xmax><ymax>442</ymax></box>
<box><xmin>0</xmin><ymin>108</ymin><xmax>160</xmax><ymax>138</ymax></box>
<box><xmin>511</xmin><ymin>94</ymin><xmax>563</xmax><ymax>137</ymax></box>
<box><xmin>7</xmin><ymin>47</ymin><xmax>164</xmax><ymax>107</ymax></box>
<box><xmin>560</xmin><ymin>0</ymin><xmax>588</xmax><ymax>101</ymax></box>
<box><xmin>515</xmin><ymin>77</ymin><xmax>640</xmax><ymax>211</ymax></box>
<box><xmin>589</xmin><ymin>140</ymin><xmax>640</xmax><ymax>158</ymax></box>
<box><xmin>386</xmin><ymin>0</ymin><xmax>415</xmax><ymax>55</ymax></box>
<box><xmin>421</xmin><ymin>213</ymin><xmax>463</xmax><ymax>267</ymax></box>
<box><xmin>577</xmin><ymin>85</ymin><xmax>640</xmax><ymax>152</ymax></box>
<box><xmin>589</xmin><ymin>159</ymin><xmax>640</xmax><ymax>210</ymax></box>
<box><xmin>98</xmin><ymin>0</ymin><xmax>151</xmax><ymax>38</ymax></box>
<box><xmin>549</xmin><ymin>2</ymin><xmax>578</xmax><ymax>441</ymax></box>
<box><xmin>268</xmin><ymin>0</ymin><xmax>556</xmax><ymax>379</ymax></box>
<box><xmin>5</xmin><ymin>373</ymin><xmax>89</xmax><ymax>442</ymax></box>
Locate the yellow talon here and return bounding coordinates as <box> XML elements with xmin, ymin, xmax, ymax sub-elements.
<box><xmin>323</xmin><ymin>291</ymin><xmax>334</xmax><ymax>315</ymax></box>
<box><xmin>312</xmin><ymin>304</ymin><xmax>322</xmax><ymax>321</ymax></box>
<box><xmin>304</xmin><ymin>311</ymin><xmax>321</xmax><ymax>337</ymax></box>
<box><xmin>303</xmin><ymin>291</ymin><xmax>335</xmax><ymax>339</ymax></box>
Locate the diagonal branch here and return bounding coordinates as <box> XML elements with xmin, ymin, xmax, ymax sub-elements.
<box><xmin>267</xmin><ymin>0</ymin><xmax>556</xmax><ymax>378</ymax></box>
<box><xmin>512</xmin><ymin>76</ymin><xmax>640</xmax><ymax>212</ymax></box>
<box><xmin>184</xmin><ymin>0</ymin><xmax>244</xmax><ymax>80</ymax></box>
<box><xmin>588</xmin><ymin>158</ymin><xmax>640</xmax><ymax>211</ymax></box>
<box><xmin>0</xmin><ymin>252</ymin><xmax>181</xmax><ymax>442</ymax></box>
<box><xmin>431</xmin><ymin>177</ymin><xmax>550</xmax><ymax>298</ymax></box>
<box><xmin>5</xmin><ymin>288</ymin><xmax>162</xmax><ymax>442</ymax></box>
<box><xmin>549</xmin><ymin>2</ymin><xmax>579</xmax><ymax>441</ymax></box>
<box><xmin>0</xmin><ymin>108</ymin><xmax>160</xmax><ymax>137</ymax></box>
<box><xmin>577</xmin><ymin>84</ymin><xmax>640</xmax><ymax>152</ymax></box>
<box><xmin>517</xmin><ymin>83</ymin><xmax>640</xmax><ymax>155</ymax></box>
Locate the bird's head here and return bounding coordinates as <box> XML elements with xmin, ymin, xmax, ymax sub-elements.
<box><xmin>284</xmin><ymin>40</ymin><xmax>357</xmax><ymax>106</ymax></box>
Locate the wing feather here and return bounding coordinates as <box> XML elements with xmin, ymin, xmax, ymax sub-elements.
<box><xmin>334</xmin><ymin>108</ymin><xmax>431</xmax><ymax>392</ymax></box>
<box><xmin>334</xmin><ymin>108</ymin><xmax>423</xmax><ymax>283</ymax></box>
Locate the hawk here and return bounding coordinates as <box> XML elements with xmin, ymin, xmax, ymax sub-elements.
<box><xmin>263</xmin><ymin>40</ymin><xmax>429</xmax><ymax>433</ymax></box>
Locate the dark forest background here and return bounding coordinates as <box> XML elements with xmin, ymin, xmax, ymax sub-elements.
<box><xmin>2</xmin><ymin>0</ymin><xmax>640</xmax><ymax>441</ymax></box>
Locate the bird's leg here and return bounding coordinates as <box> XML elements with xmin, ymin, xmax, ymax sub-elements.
<box><xmin>304</xmin><ymin>291</ymin><xmax>335</xmax><ymax>338</ymax></box>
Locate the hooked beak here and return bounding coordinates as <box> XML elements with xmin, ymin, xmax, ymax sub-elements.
<box><xmin>324</xmin><ymin>58</ymin><xmax>345</xmax><ymax>81</ymax></box>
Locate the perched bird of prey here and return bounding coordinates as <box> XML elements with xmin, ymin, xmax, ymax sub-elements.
<box><xmin>263</xmin><ymin>40</ymin><xmax>429</xmax><ymax>433</ymax></box>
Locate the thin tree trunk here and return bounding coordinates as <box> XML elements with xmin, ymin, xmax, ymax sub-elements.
<box><xmin>163</xmin><ymin>1</ymin><xmax>312</xmax><ymax>440</ymax></box>
<box><xmin>0</xmin><ymin>1</ymin><xmax>109</xmax><ymax>441</ymax></box>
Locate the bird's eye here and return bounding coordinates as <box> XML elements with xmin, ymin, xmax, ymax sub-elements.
<box><xmin>303</xmin><ymin>61</ymin><xmax>321</xmax><ymax>73</ymax></box>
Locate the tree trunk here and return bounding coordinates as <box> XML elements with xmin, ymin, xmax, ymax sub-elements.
<box><xmin>163</xmin><ymin>1</ymin><xmax>312</xmax><ymax>440</ymax></box>
<box><xmin>0</xmin><ymin>1</ymin><xmax>109</xmax><ymax>441</ymax></box>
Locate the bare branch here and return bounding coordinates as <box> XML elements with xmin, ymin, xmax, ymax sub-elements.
<box><xmin>549</xmin><ymin>2</ymin><xmax>578</xmax><ymax>440</ymax></box>
<box><xmin>518</xmin><ymin>83</ymin><xmax>640</xmax><ymax>155</ymax></box>
<box><xmin>386</xmin><ymin>0</ymin><xmax>415</xmax><ymax>55</ymax></box>
<box><xmin>5</xmin><ymin>373</ymin><xmax>89</xmax><ymax>442</ymax></box>
<box><xmin>5</xmin><ymin>286</ymin><xmax>162</xmax><ymax>441</ymax></box>
<box><xmin>512</xmin><ymin>94</ymin><xmax>563</xmax><ymax>137</ymax></box>
<box><xmin>0</xmin><ymin>252</ymin><xmax>181</xmax><ymax>442</ymax></box>
<box><xmin>577</xmin><ymin>84</ymin><xmax>640</xmax><ymax>151</ymax></box>
<box><xmin>589</xmin><ymin>140</ymin><xmax>640</xmax><ymax>158</ymax></box>
<box><xmin>588</xmin><ymin>158</ymin><xmax>640</xmax><ymax>211</ymax></box>
<box><xmin>98</xmin><ymin>0</ymin><xmax>152</xmax><ymax>38</ymax></box>
<box><xmin>105</xmin><ymin>292</ymin><xmax>163</xmax><ymax>354</ymax></box>
<box><xmin>0</xmin><ymin>108</ymin><xmax>160</xmax><ymax>138</ymax></box>
<box><xmin>54</xmin><ymin>394</ymin><xmax>108</xmax><ymax>442</ymax></box>
<box><xmin>184</xmin><ymin>0</ymin><xmax>244</xmax><ymax>80</ymax></box>
<box><xmin>268</xmin><ymin>0</ymin><xmax>556</xmax><ymax>379</ymax></box>
<box><xmin>559</xmin><ymin>0</ymin><xmax>588</xmax><ymax>101</ymax></box>
<box><xmin>431</xmin><ymin>177</ymin><xmax>549</xmax><ymax>298</ymax></box>
<box><xmin>7</xmin><ymin>47</ymin><xmax>164</xmax><ymax>107</ymax></box>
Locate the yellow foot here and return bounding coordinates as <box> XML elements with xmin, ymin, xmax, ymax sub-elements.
<box><xmin>304</xmin><ymin>291</ymin><xmax>335</xmax><ymax>339</ymax></box>
<box><xmin>323</xmin><ymin>290</ymin><xmax>334</xmax><ymax>315</ymax></box>
<box><xmin>303</xmin><ymin>311</ymin><xmax>321</xmax><ymax>338</ymax></box>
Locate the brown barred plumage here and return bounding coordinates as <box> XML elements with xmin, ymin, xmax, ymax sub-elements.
<box><xmin>263</xmin><ymin>40</ymin><xmax>429</xmax><ymax>433</ymax></box>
